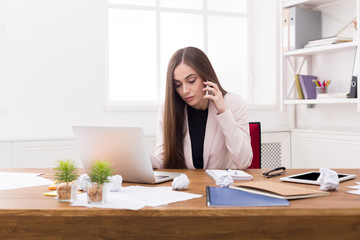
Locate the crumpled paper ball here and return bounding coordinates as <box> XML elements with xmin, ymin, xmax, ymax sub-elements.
<box><xmin>172</xmin><ymin>174</ymin><xmax>190</xmax><ymax>190</ymax></box>
<box><xmin>317</xmin><ymin>168</ymin><xmax>339</xmax><ymax>191</ymax></box>
<box><xmin>107</xmin><ymin>175</ymin><xmax>123</xmax><ymax>192</ymax></box>
<box><xmin>76</xmin><ymin>174</ymin><xmax>91</xmax><ymax>191</ymax></box>
<box><xmin>215</xmin><ymin>172</ymin><xmax>233</xmax><ymax>187</ymax></box>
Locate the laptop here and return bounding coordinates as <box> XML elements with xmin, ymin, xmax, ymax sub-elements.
<box><xmin>72</xmin><ymin>126</ymin><xmax>181</xmax><ymax>184</ymax></box>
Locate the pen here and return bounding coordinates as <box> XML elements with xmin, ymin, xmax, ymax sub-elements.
<box><xmin>313</xmin><ymin>80</ymin><xmax>320</xmax><ymax>87</ymax></box>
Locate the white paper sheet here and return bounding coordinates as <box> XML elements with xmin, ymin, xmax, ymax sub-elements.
<box><xmin>0</xmin><ymin>172</ymin><xmax>53</xmax><ymax>190</ymax></box>
<box><xmin>347</xmin><ymin>182</ymin><xmax>360</xmax><ymax>195</ymax></box>
<box><xmin>71</xmin><ymin>186</ymin><xmax>202</xmax><ymax>210</ymax></box>
<box><xmin>347</xmin><ymin>189</ymin><xmax>360</xmax><ymax>195</ymax></box>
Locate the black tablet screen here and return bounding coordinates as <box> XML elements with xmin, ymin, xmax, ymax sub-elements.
<box><xmin>289</xmin><ymin>172</ymin><xmax>347</xmax><ymax>181</ymax></box>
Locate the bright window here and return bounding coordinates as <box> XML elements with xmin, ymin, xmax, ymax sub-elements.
<box><xmin>107</xmin><ymin>0</ymin><xmax>249</xmax><ymax>111</ymax></box>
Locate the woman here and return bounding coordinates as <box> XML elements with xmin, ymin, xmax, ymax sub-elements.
<box><xmin>150</xmin><ymin>46</ymin><xmax>252</xmax><ymax>169</ymax></box>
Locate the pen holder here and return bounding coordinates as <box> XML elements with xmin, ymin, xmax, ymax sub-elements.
<box><xmin>316</xmin><ymin>86</ymin><xmax>328</xmax><ymax>98</ymax></box>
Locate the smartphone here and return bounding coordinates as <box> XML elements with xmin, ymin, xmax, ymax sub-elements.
<box><xmin>205</xmin><ymin>80</ymin><xmax>213</xmax><ymax>96</ymax></box>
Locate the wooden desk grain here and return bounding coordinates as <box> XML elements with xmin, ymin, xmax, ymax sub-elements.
<box><xmin>0</xmin><ymin>168</ymin><xmax>360</xmax><ymax>239</ymax></box>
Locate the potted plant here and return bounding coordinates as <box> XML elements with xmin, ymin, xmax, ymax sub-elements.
<box><xmin>53</xmin><ymin>159</ymin><xmax>79</xmax><ymax>203</ymax></box>
<box><xmin>87</xmin><ymin>159</ymin><xmax>114</xmax><ymax>204</ymax></box>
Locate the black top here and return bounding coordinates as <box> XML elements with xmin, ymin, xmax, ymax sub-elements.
<box><xmin>187</xmin><ymin>105</ymin><xmax>208</xmax><ymax>169</ymax></box>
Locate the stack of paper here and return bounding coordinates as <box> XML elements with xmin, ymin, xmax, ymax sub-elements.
<box><xmin>347</xmin><ymin>182</ymin><xmax>360</xmax><ymax>195</ymax></box>
<box><xmin>206</xmin><ymin>169</ymin><xmax>253</xmax><ymax>181</ymax></box>
<box><xmin>71</xmin><ymin>186</ymin><xmax>202</xmax><ymax>210</ymax></box>
<box><xmin>0</xmin><ymin>172</ymin><xmax>52</xmax><ymax>190</ymax></box>
<box><xmin>316</xmin><ymin>93</ymin><xmax>348</xmax><ymax>99</ymax></box>
<box><xmin>305</xmin><ymin>36</ymin><xmax>352</xmax><ymax>48</ymax></box>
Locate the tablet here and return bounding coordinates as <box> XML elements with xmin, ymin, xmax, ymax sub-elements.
<box><xmin>280</xmin><ymin>171</ymin><xmax>356</xmax><ymax>185</ymax></box>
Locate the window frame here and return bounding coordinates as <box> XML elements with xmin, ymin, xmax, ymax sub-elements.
<box><xmin>105</xmin><ymin>0</ymin><xmax>254</xmax><ymax>112</ymax></box>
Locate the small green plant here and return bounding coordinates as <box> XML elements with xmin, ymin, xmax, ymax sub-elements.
<box><xmin>88</xmin><ymin>159</ymin><xmax>114</xmax><ymax>185</ymax></box>
<box><xmin>54</xmin><ymin>159</ymin><xmax>79</xmax><ymax>202</ymax></box>
<box><xmin>54</xmin><ymin>159</ymin><xmax>79</xmax><ymax>184</ymax></box>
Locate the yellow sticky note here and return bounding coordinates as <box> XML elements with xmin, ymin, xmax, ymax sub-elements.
<box><xmin>44</xmin><ymin>191</ymin><xmax>57</xmax><ymax>197</ymax></box>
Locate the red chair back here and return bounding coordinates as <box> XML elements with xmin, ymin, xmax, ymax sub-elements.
<box><xmin>248</xmin><ymin>122</ymin><xmax>261</xmax><ymax>169</ymax></box>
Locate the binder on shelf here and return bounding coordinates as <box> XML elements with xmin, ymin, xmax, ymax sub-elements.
<box><xmin>206</xmin><ymin>186</ymin><xmax>289</xmax><ymax>207</ymax></box>
<box><xmin>299</xmin><ymin>75</ymin><xmax>317</xmax><ymax>99</ymax></box>
<box><xmin>295</xmin><ymin>74</ymin><xmax>304</xmax><ymax>99</ymax></box>
<box><xmin>289</xmin><ymin>7</ymin><xmax>321</xmax><ymax>51</ymax></box>
<box><xmin>282</xmin><ymin>8</ymin><xmax>290</xmax><ymax>51</ymax></box>
<box><xmin>348</xmin><ymin>47</ymin><xmax>358</xmax><ymax>98</ymax></box>
<box><xmin>348</xmin><ymin>76</ymin><xmax>357</xmax><ymax>98</ymax></box>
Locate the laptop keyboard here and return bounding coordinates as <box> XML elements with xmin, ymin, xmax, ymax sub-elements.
<box><xmin>155</xmin><ymin>174</ymin><xmax>170</xmax><ymax>180</ymax></box>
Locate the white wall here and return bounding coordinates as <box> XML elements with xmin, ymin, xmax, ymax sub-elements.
<box><xmin>0</xmin><ymin>0</ymin><xmax>292</xmax><ymax>139</ymax></box>
<box><xmin>249</xmin><ymin>0</ymin><xmax>293</xmax><ymax>131</ymax></box>
<box><xmin>0</xmin><ymin>0</ymin><xmax>158</xmax><ymax>137</ymax></box>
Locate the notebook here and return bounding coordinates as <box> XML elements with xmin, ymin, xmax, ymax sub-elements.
<box><xmin>230</xmin><ymin>181</ymin><xmax>329</xmax><ymax>200</ymax></box>
<box><xmin>299</xmin><ymin>75</ymin><xmax>317</xmax><ymax>99</ymax></box>
<box><xmin>206</xmin><ymin>186</ymin><xmax>289</xmax><ymax>207</ymax></box>
<box><xmin>72</xmin><ymin>126</ymin><xmax>181</xmax><ymax>184</ymax></box>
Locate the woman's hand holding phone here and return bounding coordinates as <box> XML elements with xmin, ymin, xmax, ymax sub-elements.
<box><xmin>203</xmin><ymin>80</ymin><xmax>228</xmax><ymax>114</ymax></box>
<box><xmin>205</xmin><ymin>80</ymin><xmax>214</xmax><ymax>96</ymax></box>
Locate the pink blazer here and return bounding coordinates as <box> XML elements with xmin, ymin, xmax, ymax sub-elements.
<box><xmin>150</xmin><ymin>93</ymin><xmax>253</xmax><ymax>169</ymax></box>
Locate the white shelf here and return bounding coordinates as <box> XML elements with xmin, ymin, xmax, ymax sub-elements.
<box><xmin>284</xmin><ymin>98</ymin><xmax>358</xmax><ymax>104</ymax></box>
<box><xmin>283</xmin><ymin>42</ymin><xmax>357</xmax><ymax>56</ymax></box>
<box><xmin>283</xmin><ymin>0</ymin><xmax>339</xmax><ymax>8</ymax></box>
<box><xmin>281</xmin><ymin>0</ymin><xmax>360</xmax><ymax>111</ymax></box>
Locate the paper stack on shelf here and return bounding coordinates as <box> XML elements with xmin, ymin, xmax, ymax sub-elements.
<box><xmin>304</xmin><ymin>36</ymin><xmax>352</xmax><ymax>48</ymax></box>
<box><xmin>316</xmin><ymin>93</ymin><xmax>348</xmax><ymax>99</ymax></box>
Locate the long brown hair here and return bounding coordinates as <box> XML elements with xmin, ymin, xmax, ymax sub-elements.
<box><xmin>163</xmin><ymin>47</ymin><xmax>227</xmax><ymax>169</ymax></box>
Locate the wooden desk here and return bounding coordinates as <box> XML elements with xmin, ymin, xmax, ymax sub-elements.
<box><xmin>0</xmin><ymin>168</ymin><xmax>360</xmax><ymax>240</ymax></box>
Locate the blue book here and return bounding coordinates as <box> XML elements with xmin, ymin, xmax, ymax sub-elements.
<box><xmin>206</xmin><ymin>186</ymin><xmax>289</xmax><ymax>207</ymax></box>
<box><xmin>299</xmin><ymin>75</ymin><xmax>318</xmax><ymax>99</ymax></box>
